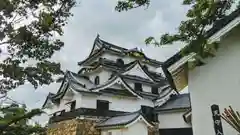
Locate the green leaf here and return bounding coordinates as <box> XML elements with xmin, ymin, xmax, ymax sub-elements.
<box><xmin>145</xmin><ymin>36</ymin><xmax>154</xmax><ymax>45</ymax></box>
<box><xmin>0</xmin><ymin>0</ymin><xmax>76</xmax><ymax>92</ymax></box>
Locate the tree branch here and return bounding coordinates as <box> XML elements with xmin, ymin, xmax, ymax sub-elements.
<box><xmin>0</xmin><ymin>109</ymin><xmax>44</xmax><ymax>132</ymax></box>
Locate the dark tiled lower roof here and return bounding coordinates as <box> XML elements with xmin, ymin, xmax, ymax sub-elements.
<box><xmin>49</xmin><ymin>108</ymin><xmax>128</xmax><ymax>123</ymax></box>
<box><xmin>121</xmin><ymin>74</ymin><xmax>160</xmax><ymax>85</ymax></box>
<box><xmin>137</xmin><ymin>91</ymin><xmax>159</xmax><ymax>100</ymax></box>
<box><xmin>99</xmin><ymin>38</ymin><xmax>163</xmax><ymax>66</ymax></box>
<box><xmin>155</xmin><ymin>93</ymin><xmax>191</xmax><ymax>112</ymax></box>
<box><xmin>99</xmin><ymin>88</ymin><xmax>137</xmax><ymax>97</ymax></box>
<box><xmin>95</xmin><ymin>109</ymin><xmax>155</xmax><ymax>128</ymax></box>
<box><xmin>96</xmin><ymin>111</ymin><xmax>140</xmax><ymax>128</ymax></box>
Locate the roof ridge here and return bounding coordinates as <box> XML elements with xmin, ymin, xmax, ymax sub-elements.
<box><xmin>206</xmin><ymin>7</ymin><xmax>240</xmax><ymax>38</ymax></box>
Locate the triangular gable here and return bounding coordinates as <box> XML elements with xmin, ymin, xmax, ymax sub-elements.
<box><xmin>51</xmin><ymin>71</ymin><xmax>93</xmax><ymax>100</ymax></box>
<box><xmin>123</xmin><ymin>61</ymin><xmax>155</xmax><ymax>82</ymax></box>
<box><xmin>96</xmin><ymin>113</ymin><xmax>154</xmax><ymax>129</ymax></box>
<box><xmin>99</xmin><ymin>83</ymin><xmax>138</xmax><ymax>98</ymax></box>
<box><xmin>91</xmin><ymin>76</ymin><xmax>143</xmax><ymax>99</ymax></box>
<box><xmin>55</xmin><ymin>73</ymin><xmax>69</xmax><ymax>94</ymax></box>
<box><xmin>42</xmin><ymin>93</ymin><xmax>55</xmax><ymax>109</ymax></box>
<box><xmin>79</xmin><ymin>59</ymin><xmax>137</xmax><ymax>75</ymax></box>
<box><xmin>89</xmin><ymin>35</ymin><xmax>104</xmax><ymax>56</ymax></box>
<box><xmin>67</xmin><ymin>71</ymin><xmax>95</xmax><ymax>88</ymax></box>
<box><xmin>125</xmin><ymin>115</ymin><xmax>154</xmax><ymax>128</ymax></box>
<box><xmin>154</xmin><ymin>89</ymin><xmax>176</xmax><ymax>107</ymax></box>
<box><xmin>78</xmin><ymin>35</ymin><xmax>162</xmax><ymax>67</ymax></box>
<box><xmin>61</xmin><ymin>86</ymin><xmax>75</xmax><ymax>100</ymax></box>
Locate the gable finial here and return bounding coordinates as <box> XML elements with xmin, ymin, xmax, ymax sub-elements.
<box><xmin>96</xmin><ymin>33</ymin><xmax>100</xmax><ymax>39</ymax></box>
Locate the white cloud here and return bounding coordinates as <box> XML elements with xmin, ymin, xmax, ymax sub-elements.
<box><xmin>8</xmin><ymin>0</ymin><xmax>189</xmax><ymax>124</ymax></box>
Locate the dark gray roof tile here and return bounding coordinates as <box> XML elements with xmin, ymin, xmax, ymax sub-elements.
<box><xmin>96</xmin><ymin>112</ymin><xmax>140</xmax><ymax>128</ymax></box>
<box><xmin>155</xmin><ymin>93</ymin><xmax>190</xmax><ymax>111</ymax></box>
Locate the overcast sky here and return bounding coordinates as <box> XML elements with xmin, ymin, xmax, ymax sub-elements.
<box><xmin>7</xmin><ymin>0</ymin><xmax>189</xmax><ymax>124</ymax></box>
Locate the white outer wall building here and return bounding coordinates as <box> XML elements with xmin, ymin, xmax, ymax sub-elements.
<box><xmin>101</xmin><ymin>53</ymin><xmax>157</xmax><ymax>71</ymax></box>
<box><xmin>80</xmin><ymin>94</ymin><xmax>154</xmax><ymax>112</ymax></box>
<box><xmin>48</xmin><ymin>90</ymin><xmax>154</xmax><ymax>114</ymax></box>
<box><xmin>189</xmin><ymin>25</ymin><xmax>240</xmax><ymax>135</ymax></box>
<box><xmin>158</xmin><ymin>111</ymin><xmax>191</xmax><ymax>129</ymax></box>
<box><xmin>101</xmin><ymin>121</ymin><xmax>149</xmax><ymax>135</ymax></box>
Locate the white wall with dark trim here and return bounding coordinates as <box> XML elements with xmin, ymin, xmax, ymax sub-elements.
<box><xmin>158</xmin><ymin>111</ymin><xmax>191</xmax><ymax>129</ymax></box>
<box><xmin>101</xmin><ymin>121</ymin><xmax>149</xmax><ymax>135</ymax></box>
<box><xmin>80</xmin><ymin>93</ymin><xmax>154</xmax><ymax>112</ymax></box>
<box><xmin>189</xmin><ymin>24</ymin><xmax>240</xmax><ymax>135</ymax></box>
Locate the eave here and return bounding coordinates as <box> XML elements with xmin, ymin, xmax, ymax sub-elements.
<box><xmin>91</xmin><ymin>76</ymin><xmax>143</xmax><ymax>99</ymax></box>
<box><xmin>42</xmin><ymin>93</ymin><xmax>56</xmax><ymax>109</ymax></box>
<box><xmin>95</xmin><ymin>111</ymin><xmax>154</xmax><ymax>129</ymax></box>
<box><xmin>49</xmin><ymin>107</ymin><xmax>128</xmax><ymax>124</ymax></box>
<box><xmin>78</xmin><ymin>35</ymin><xmax>163</xmax><ymax>67</ymax></box>
<box><xmin>45</xmin><ymin>67</ymin><xmax>168</xmax><ymax>102</ymax></box>
<box><xmin>162</xmin><ymin>8</ymin><xmax>240</xmax><ymax>91</ymax></box>
<box><xmin>154</xmin><ymin>93</ymin><xmax>191</xmax><ymax>112</ymax></box>
<box><xmin>206</xmin><ymin>8</ymin><xmax>240</xmax><ymax>41</ymax></box>
<box><xmin>50</xmin><ymin>72</ymin><xmax>144</xmax><ymax>101</ymax></box>
<box><xmin>78</xmin><ymin>48</ymin><xmax>105</xmax><ymax>66</ymax></box>
<box><xmin>154</xmin><ymin>88</ymin><xmax>176</xmax><ymax>106</ymax></box>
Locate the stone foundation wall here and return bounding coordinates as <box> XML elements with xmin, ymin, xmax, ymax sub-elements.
<box><xmin>75</xmin><ymin>119</ymin><xmax>100</xmax><ymax>135</ymax></box>
<box><xmin>47</xmin><ymin>119</ymin><xmax>100</xmax><ymax>135</ymax></box>
<box><xmin>47</xmin><ymin>119</ymin><xmax>78</xmax><ymax>135</ymax></box>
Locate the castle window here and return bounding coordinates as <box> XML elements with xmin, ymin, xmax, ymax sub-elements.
<box><xmin>95</xmin><ymin>76</ymin><xmax>100</xmax><ymax>85</ymax></box>
<box><xmin>134</xmin><ymin>83</ymin><xmax>142</xmax><ymax>91</ymax></box>
<box><xmin>143</xmin><ymin>65</ymin><xmax>148</xmax><ymax>71</ymax></box>
<box><xmin>70</xmin><ymin>101</ymin><xmax>76</xmax><ymax>111</ymax></box>
<box><xmin>116</xmin><ymin>58</ymin><xmax>124</xmax><ymax>67</ymax></box>
<box><xmin>97</xmin><ymin>100</ymin><xmax>109</xmax><ymax>111</ymax></box>
<box><xmin>151</xmin><ymin>87</ymin><xmax>158</xmax><ymax>94</ymax></box>
<box><xmin>60</xmin><ymin>110</ymin><xmax>65</xmax><ymax>115</ymax></box>
<box><xmin>109</xmin><ymin>74</ymin><xmax>114</xmax><ymax>80</ymax></box>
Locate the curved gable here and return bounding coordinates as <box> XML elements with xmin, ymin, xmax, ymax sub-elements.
<box><xmin>91</xmin><ymin>76</ymin><xmax>143</xmax><ymax>99</ymax></box>
<box><xmin>122</xmin><ymin>61</ymin><xmax>156</xmax><ymax>82</ymax></box>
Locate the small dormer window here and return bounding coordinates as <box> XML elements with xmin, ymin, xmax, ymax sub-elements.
<box><xmin>143</xmin><ymin>65</ymin><xmax>148</xmax><ymax>71</ymax></box>
<box><xmin>60</xmin><ymin>110</ymin><xmax>65</xmax><ymax>115</ymax></box>
<box><xmin>97</xmin><ymin>100</ymin><xmax>109</xmax><ymax>111</ymax></box>
<box><xmin>109</xmin><ymin>74</ymin><xmax>114</xmax><ymax>80</ymax></box>
<box><xmin>70</xmin><ymin>101</ymin><xmax>76</xmax><ymax>111</ymax></box>
<box><xmin>116</xmin><ymin>58</ymin><xmax>124</xmax><ymax>67</ymax></box>
<box><xmin>151</xmin><ymin>87</ymin><xmax>158</xmax><ymax>94</ymax></box>
<box><xmin>95</xmin><ymin>76</ymin><xmax>100</xmax><ymax>85</ymax></box>
<box><xmin>134</xmin><ymin>83</ymin><xmax>142</xmax><ymax>91</ymax></box>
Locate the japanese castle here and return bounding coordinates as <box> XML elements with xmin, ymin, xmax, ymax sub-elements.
<box><xmin>43</xmin><ymin>35</ymin><xmax>192</xmax><ymax>135</ymax></box>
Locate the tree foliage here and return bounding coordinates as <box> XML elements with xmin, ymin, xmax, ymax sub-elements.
<box><xmin>0</xmin><ymin>0</ymin><xmax>76</xmax><ymax>92</ymax></box>
<box><xmin>116</xmin><ymin>0</ymin><xmax>150</xmax><ymax>12</ymax></box>
<box><xmin>0</xmin><ymin>103</ymin><xmax>46</xmax><ymax>135</ymax></box>
<box><xmin>116</xmin><ymin>0</ymin><xmax>239</xmax><ymax>58</ymax></box>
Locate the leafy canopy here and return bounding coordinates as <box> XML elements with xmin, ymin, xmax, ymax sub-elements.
<box><xmin>0</xmin><ymin>0</ymin><xmax>76</xmax><ymax>92</ymax></box>
<box><xmin>0</xmin><ymin>103</ymin><xmax>46</xmax><ymax>135</ymax></box>
<box><xmin>116</xmin><ymin>0</ymin><xmax>239</xmax><ymax>58</ymax></box>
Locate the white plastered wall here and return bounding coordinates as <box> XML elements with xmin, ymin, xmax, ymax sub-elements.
<box><xmin>189</xmin><ymin>24</ymin><xmax>240</xmax><ymax>135</ymax></box>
